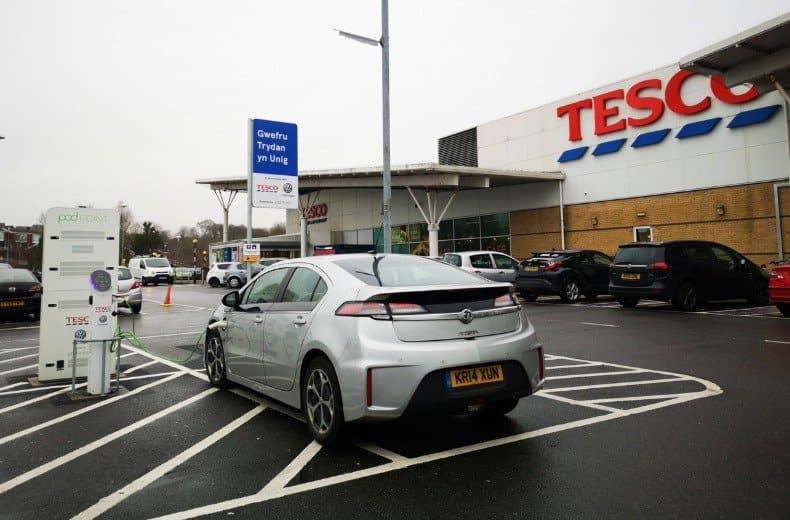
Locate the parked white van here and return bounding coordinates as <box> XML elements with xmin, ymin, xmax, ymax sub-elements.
<box><xmin>128</xmin><ymin>257</ymin><xmax>174</xmax><ymax>286</ymax></box>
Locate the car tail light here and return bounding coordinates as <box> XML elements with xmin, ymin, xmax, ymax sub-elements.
<box><xmin>770</xmin><ymin>270</ymin><xmax>784</xmax><ymax>280</ymax></box>
<box><xmin>494</xmin><ymin>293</ymin><xmax>517</xmax><ymax>307</ymax></box>
<box><xmin>545</xmin><ymin>261</ymin><xmax>562</xmax><ymax>271</ymax></box>
<box><xmin>366</xmin><ymin>368</ymin><xmax>373</xmax><ymax>407</ymax></box>
<box><xmin>131</xmin><ymin>279</ymin><xmax>141</xmax><ymax>290</ymax></box>
<box><xmin>28</xmin><ymin>284</ymin><xmax>42</xmax><ymax>294</ymax></box>
<box><xmin>388</xmin><ymin>302</ymin><xmax>428</xmax><ymax>314</ymax></box>
<box><xmin>335</xmin><ymin>301</ymin><xmax>389</xmax><ymax>318</ymax></box>
<box><xmin>649</xmin><ymin>261</ymin><xmax>670</xmax><ymax>271</ymax></box>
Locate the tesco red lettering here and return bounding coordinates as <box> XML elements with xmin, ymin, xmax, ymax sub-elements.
<box><xmin>556</xmin><ymin>70</ymin><xmax>760</xmax><ymax>142</ymax></box>
<box><xmin>307</xmin><ymin>203</ymin><xmax>328</xmax><ymax>219</ymax></box>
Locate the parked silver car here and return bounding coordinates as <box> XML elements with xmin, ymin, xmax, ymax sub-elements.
<box><xmin>204</xmin><ymin>253</ymin><xmax>545</xmax><ymax>445</ymax></box>
<box><xmin>442</xmin><ymin>251</ymin><xmax>520</xmax><ymax>282</ymax></box>
<box><xmin>206</xmin><ymin>262</ymin><xmax>247</xmax><ymax>289</ymax></box>
<box><xmin>116</xmin><ymin>266</ymin><xmax>142</xmax><ymax>314</ymax></box>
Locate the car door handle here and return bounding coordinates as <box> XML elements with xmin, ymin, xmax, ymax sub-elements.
<box><xmin>253</xmin><ymin>317</ymin><xmax>263</xmax><ymax>324</ymax></box>
<box><xmin>474</xmin><ymin>270</ymin><xmax>482</xmax><ymax>273</ymax></box>
<box><xmin>293</xmin><ymin>317</ymin><xmax>306</xmax><ymax>325</ymax></box>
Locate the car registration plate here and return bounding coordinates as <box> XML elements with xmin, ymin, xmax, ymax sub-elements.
<box><xmin>446</xmin><ymin>365</ymin><xmax>504</xmax><ymax>388</ymax></box>
<box><xmin>621</xmin><ymin>273</ymin><xmax>641</xmax><ymax>280</ymax></box>
<box><xmin>525</xmin><ymin>266</ymin><xmax>539</xmax><ymax>272</ymax></box>
<box><xmin>0</xmin><ymin>300</ymin><xmax>24</xmax><ymax>308</ymax></box>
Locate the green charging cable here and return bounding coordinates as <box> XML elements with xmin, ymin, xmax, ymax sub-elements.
<box><xmin>109</xmin><ymin>314</ymin><xmax>206</xmax><ymax>365</ymax></box>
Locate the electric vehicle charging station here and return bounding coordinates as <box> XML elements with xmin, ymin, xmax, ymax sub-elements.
<box><xmin>39</xmin><ymin>207</ymin><xmax>119</xmax><ymax>383</ymax></box>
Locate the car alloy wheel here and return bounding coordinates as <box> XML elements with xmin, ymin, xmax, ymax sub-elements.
<box><xmin>228</xmin><ymin>277</ymin><xmax>241</xmax><ymax>289</ymax></box>
<box><xmin>209</xmin><ymin>278</ymin><xmax>220</xmax><ymax>288</ymax></box>
<box><xmin>673</xmin><ymin>283</ymin><xmax>697</xmax><ymax>311</ymax></box>
<box><xmin>560</xmin><ymin>278</ymin><xmax>581</xmax><ymax>303</ymax></box>
<box><xmin>205</xmin><ymin>332</ymin><xmax>228</xmax><ymax>388</ymax></box>
<box><xmin>303</xmin><ymin>357</ymin><xmax>344</xmax><ymax>445</ymax></box>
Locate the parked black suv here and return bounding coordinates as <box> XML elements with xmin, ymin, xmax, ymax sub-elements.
<box><xmin>609</xmin><ymin>240</ymin><xmax>769</xmax><ymax>311</ymax></box>
<box><xmin>514</xmin><ymin>249</ymin><xmax>613</xmax><ymax>303</ymax></box>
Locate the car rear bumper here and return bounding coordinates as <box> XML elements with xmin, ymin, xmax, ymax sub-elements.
<box><xmin>117</xmin><ymin>290</ymin><xmax>142</xmax><ymax>308</ymax></box>
<box><xmin>514</xmin><ymin>277</ymin><xmax>560</xmax><ymax>295</ymax></box>
<box><xmin>608</xmin><ymin>282</ymin><xmax>671</xmax><ymax>300</ymax></box>
<box><xmin>769</xmin><ymin>286</ymin><xmax>790</xmax><ymax>303</ymax></box>
<box><xmin>0</xmin><ymin>295</ymin><xmax>41</xmax><ymax>315</ymax></box>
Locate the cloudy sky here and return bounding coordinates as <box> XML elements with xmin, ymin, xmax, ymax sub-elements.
<box><xmin>1</xmin><ymin>1</ymin><xmax>787</xmax><ymax>234</ymax></box>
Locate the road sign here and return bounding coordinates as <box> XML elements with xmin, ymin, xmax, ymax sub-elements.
<box><xmin>242</xmin><ymin>243</ymin><xmax>260</xmax><ymax>262</ymax></box>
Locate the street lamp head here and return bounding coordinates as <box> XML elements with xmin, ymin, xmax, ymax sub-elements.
<box><xmin>192</xmin><ymin>238</ymin><xmax>198</xmax><ymax>244</ymax></box>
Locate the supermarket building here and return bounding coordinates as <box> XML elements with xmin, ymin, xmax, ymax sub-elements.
<box><xmin>198</xmin><ymin>13</ymin><xmax>790</xmax><ymax>265</ymax></box>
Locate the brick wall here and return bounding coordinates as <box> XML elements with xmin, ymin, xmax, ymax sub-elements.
<box><xmin>510</xmin><ymin>181</ymin><xmax>790</xmax><ymax>265</ymax></box>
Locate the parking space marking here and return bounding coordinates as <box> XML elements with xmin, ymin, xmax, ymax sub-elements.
<box><xmin>0</xmin><ymin>382</ymin><xmax>30</xmax><ymax>392</ymax></box>
<box><xmin>145</xmin><ymin>355</ymin><xmax>722</xmax><ymax>520</ymax></box>
<box><xmin>123</xmin><ymin>359</ymin><xmax>159</xmax><ymax>374</ymax></box>
<box><xmin>356</xmin><ymin>442</ymin><xmax>409</xmax><ymax>463</ymax></box>
<box><xmin>545</xmin><ymin>362</ymin><xmax>601</xmax><ymax>370</ymax></box>
<box><xmin>0</xmin><ymin>363</ymin><xmax>37</xmax><ymax>376</ymax></box>
<box><xmin>587</xmin><ymin>394</ymin><xmax>691</xmax><ymax>404</ymax></box>
<box><xmin>579</xmin><ymin>322</ymin><xmax>619</xmax><ymax>327</ymax></box>
<box><xmin>542</xmin><ymin>377</ymin><xmax>685</xmax><ymax>393</ymax></box>
<box><xmin>121</xmin><ymin>344</ymin><xmax>208</xmax><ymax>382</ymax></box>
<box><xmin>765</xmin><ymin>339</ymin><xmax>790</xmax><ymax>345</ymax></box>
<box><xmin>72</xmin><ymin>404</ymin><xmax>267</xmax><ymax>520</ymax></box>
<box><xmin>0</xmin><ymin>346</ymin><xmax>39</xmax><ymax>355</ymax></box>
<box><xmin>546</xmin><ymin>369</ymin><xmax>645</xmax><ymax>380</ymax></box>
<box><xmin>260</xmin><ymin>441</ymin><xmax>323</xmax><ymax>493</ymax></box>
<box><xmin>0</xmin><ymin>353</ymin><xmax>38</xmax><ymax>365</ymax></box>
<box><xmin>0</xmin><ymin>387</ymin><xmax>219</xmax><ymax>496</ymax></box>
<box><xmin>0</xmin><ymin>372</ymin><xmax>186</xmax><ymax>446</ymax></box>
<box><xmin>0</xmin><ymin>384</ymin><xmax>70</xmax><ymax>396</ymax></box>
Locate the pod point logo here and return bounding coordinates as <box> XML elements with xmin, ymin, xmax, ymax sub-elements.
<box><xmin>57</xmin><ymin>212</ymin><xmax>109</xmax><ymax>225</ymax></box>
<box><xmin>99</xmin><ymin>315</ymin><xmax>108</xmax><ymax>324</ymax></box>
<box><xmin>283</xmin><ymin>183</ymin><xmax>293</xmax><ymax>194</ymax></box>
<box><xmin>74</xmin><ymin>329</ymin><xmax>87</xmax><ymax>340</ymax></box>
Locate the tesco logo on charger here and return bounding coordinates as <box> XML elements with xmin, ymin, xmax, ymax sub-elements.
<box><xmin>256</xmin><ymin>184</ymin><xmax>279</xmax><ymax>193</ymax></box>
<box><xmin>556</xmin><ymin>70</ymin><xmax>759</xmax><ymax>142</ymax></box>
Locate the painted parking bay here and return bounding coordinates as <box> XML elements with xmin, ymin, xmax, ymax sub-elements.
<box><xmin>0</xmin><ymin>349</ymin><xmax>722</xmax><ymax>519</ymax></box>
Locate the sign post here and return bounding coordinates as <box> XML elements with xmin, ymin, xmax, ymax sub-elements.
<box><xmin>247</xmin><ymin>118</ymin><xmax>298</xmax><ymax>277</ymax></box>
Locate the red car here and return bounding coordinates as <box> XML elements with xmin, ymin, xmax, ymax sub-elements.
<box><xmin>769</xmin><ymin>260</ymin><xmax>790</xmax><ymax>317</ymax></box>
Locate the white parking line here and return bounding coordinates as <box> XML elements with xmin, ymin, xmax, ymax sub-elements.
<box><xmin>0</xmin><ymin>387</ymin><xmax>218</xmax><ymax>496</ymax></box>
<box><xmin>0</xmin><ymin>346</ymin><xmax>39</xmax><ymax>355</ymax></box>
<box><xmin>545</xmin><ymin>363</ymin><xmax>601</xmax><ymax>370</ymax></box>
<box><xmin>764</xmin><ymin>339</ymin><xmax>790</xmax><ymax>345</ymax></box>
<box><xmin>0</xmin><ymin>382</ymin><xmax>28</xmax><ymax>392</ymax></box>
<box><xmin>260</xmin><ymin>441</ymin><xmax>323</xmax><ymax>494</ymax></box>
<box><xmin>542</xmin><ymin>377</ymin><xmax>684</xmax><ymax>393</ymax></box>
<box><xmin>0</xmin><ymin>363</ymin><xmax>37</xmax><ymax>376</ymax></box>
<box><xmin>537</xmin><ymin>391</ymin><xmax>621</xmax><ymax>413</ymax></box>
<box><xmin>0</xmin><ymin>384</ymin><xmax>70</xmax><ymax>396</ymax></box>
<box><xmin>0</xmin><ymin>372</ymin><xmax>186</xmax><ymax>447</ymax></box>
<box><xmin>356</xmin><ymin>442</ymin><xmax>409</xmax><ymax>463</ymax></box>
<box><xmin>72</xmin><ymin>404</ymin><xmax>266</xmax><ymax>520</ymax></box>
<box><xmin>0</xmin><ymin>353</ymin><xmax>38</xmax><ymax>366</ymax></box>
<box><xmin>579</xmin><ymin>322</ymin><xmax>619</xmax><ymax>328</ymax></box>
<box><xmin>546</xmin><ymin>369</ymin><xmax>645</xmax><ymax>380</ymax></box>
<box><xmin>123</xmin><ymin>360</ymin><xmax>159</xmax><ymax>374</ymax></box>
<box><xmin>587</xmin><ymin>394</ymin><xmax>688</xmax><ymax>404</ymax></box>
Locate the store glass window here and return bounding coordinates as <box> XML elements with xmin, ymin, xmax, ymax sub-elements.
<box><xmin>438</xmin><ymin>240</ymin><xmax>454</xmax><ymax>255</ymax></box>
<box><xmin>408</xmin><ymin>223</ymin><xmax>427</xmax><ymax>242</ymax></box>
<box><xmin>438</xmin><ymin>220</ymin><xmax>454</xmax><ymax>240</ymax></box>
<box><xmin>392</xmin><ymin>225</ymin><xmax>409</xmax><ymax>244</ymax></box>
<box><xmin>454</xmin><ymin>238</ymin><xmax>480</xmax><ymax>252</ymax></box>
<box><xmin>454</xmin><ymin>216</ymin><xmax>480</xmax><ymax>239</ymax></box>
<box><xmin>481</xmin><ymin>213</ymin><xmax>509</xmax><ymax>237</ymax></box>
<box><xmin>481</xmin><ymin>236</ymin><xmax>510</xmax><ymax>254</ymax></box>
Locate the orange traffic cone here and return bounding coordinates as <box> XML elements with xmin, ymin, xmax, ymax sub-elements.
<box><xmin>161</xmin><ymin>284</ymin><xmax>173</xmax><ymax>307</ymax></box>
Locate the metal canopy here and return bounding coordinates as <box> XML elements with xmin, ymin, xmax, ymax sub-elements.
<box><xmin>679</xmin><ymin>12</ymin><xmax>790</xmax><ymax>92</ymax></box>
<box><xmin>195</xmin><ymin>163</ymin><xmax>564</xmax><ymax>194</ymax></box>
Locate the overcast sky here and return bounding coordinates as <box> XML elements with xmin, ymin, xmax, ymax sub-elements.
<box><xmin>1</xmin><ymin>1</ymin><xmax>788</xmax><ymax>234</ymax></box>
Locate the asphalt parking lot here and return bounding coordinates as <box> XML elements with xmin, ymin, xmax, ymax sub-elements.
<box><xmin>1</xmin><ymin>284</ymin><xmax>788</xmax><ymax>519</ymax></box>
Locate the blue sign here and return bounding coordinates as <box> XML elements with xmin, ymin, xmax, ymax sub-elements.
<box><xmin>251</xmin><ymin>119</ymin><xmax>298</xmax><ymax>176</ymax></box>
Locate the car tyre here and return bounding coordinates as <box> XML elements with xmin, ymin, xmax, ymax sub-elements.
<box><xmin>480</xmin><ymin>397</ymin><xmax>520</xmax><ymax>417</ymax></box>
<box><xmin>141</xmin><ymin>278</ymin><xmax>148</xmax><ymax>287</ymax></box>
<box><xmin>130</xmin><ymin>304</ymin><xmax>141</xmax><ymax>314</ymax></box>
<box><xmin>302</xmin><ymin>356</ymin><xmax>345</xmax><ymax>446</ymax></box>
<box><xmin>617</xmin><ymin>297</ymin><xmax>639</xmax><ymax>308</ymax></box>
<box><xmin>672</xmin><ymin>282</ymin><xmax>698</xmax><ymax>311</ymax></box>
<box><xmin>776</xmin><ymin>303</ymin><xmax>790</xmax><ymax>317</ymax></box>
<box><xmin>560</xmin><ymin>278</ymin><xmax>581</xmax><ymax>304</ymax></box>
<box><xmin>228</xmin><ymin>276</ymin><xmax>241</xmax><ymax>289</ymax></box>
<box><xmin>747</xmin><ymin>281</ymin><xmax>769</xmax><ymax>306</ymax></box>
<box><xmin>208</xmin><ymin>277</ymin><xmax>220</xmax><ymax>288</ymax></box>
<box><xmin>205</xmin><ymin>331</ymin><xmax>229</xmax><ymax>388</ymax></box>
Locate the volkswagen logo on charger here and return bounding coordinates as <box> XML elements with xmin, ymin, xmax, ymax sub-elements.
<box><xmin>283</xmin><ymin>182</ymin><xmax>293</xmax><ymax>194</ymax></box>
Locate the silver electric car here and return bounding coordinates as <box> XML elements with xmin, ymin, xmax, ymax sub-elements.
<box><xmin>204</xmin><ymin>254</ymin><xmax>545</xmax><ymax>445</ymax></box>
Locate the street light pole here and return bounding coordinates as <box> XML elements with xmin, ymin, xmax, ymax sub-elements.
<box><xmin>192</xmin><ymin>238</ymin><xmax>198</xmax><ymax>285</ymax></box>
<box><xmin>338</xmin><ymin>0</ymin><xmax>391</xmax><ymax>253</ymax></box>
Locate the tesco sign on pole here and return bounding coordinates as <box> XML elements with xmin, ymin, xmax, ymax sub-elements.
<box><xmin>250</xmin><ymin>119</ymin><xmax>298</xmax><ymax>209</ymax></box>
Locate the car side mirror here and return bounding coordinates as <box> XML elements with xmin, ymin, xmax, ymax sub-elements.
<box><xmin>222</xmin><ymin>291</ymin><xmax>241</xmax><ymax>308</ymax></box>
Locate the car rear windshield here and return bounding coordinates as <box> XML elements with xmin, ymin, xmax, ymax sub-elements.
<box><xmin>613</xmin><ymin>246</ymin><xmax>664</xmax><ymax>264</ymax></box>
<box><xmin>335</xmin><ymin>255</ymin><xmax>486</xmax><ymax>287</ymax></box>
<box><xmin>0</xmin><ymin>269</ymin><xmax>38</xmax><ymax>283</ymax></box>
<box><xmin>118</xmin><ymin>267</ymin><xmax>132</xmax><ymax>280</ymax></box>
<box><xmin>146</xmin><ymin>258</ymin><xmax>170</xmax><ymax>267</ymax></box>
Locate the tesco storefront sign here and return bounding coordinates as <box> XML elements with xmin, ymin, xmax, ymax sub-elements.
<box><xmin>556</xmin><ymin>70</ymin><xmax>759</xmax><ymax>142</ymax></box>
<box><xmin>306</xmin><ymin>203</ymin><xmax>328</xmax><ymax>225</ymax></box>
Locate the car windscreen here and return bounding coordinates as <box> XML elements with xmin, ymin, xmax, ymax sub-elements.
<box><xmin>146</xmin><ymin>258</ymin><xmax>170</xmax><ymax>267</ymax></box>
<box><xmin>335</xmin><ymin>255</ymin><xmax>486</xmax><ymax>287</ymax></box>
<box><xmin>613</xmin><ymin>246</ymin><xmax>664</xmax><ymax>264</ymax></box>
<box><xmin>118</xmin><ymin>267</ymin><xmax>132</xmax><ymax>280</ymax></box>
